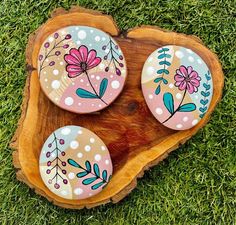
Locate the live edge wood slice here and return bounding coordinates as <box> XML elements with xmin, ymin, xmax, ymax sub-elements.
<box><xmin>10</xmin><ymin>6</ymin><xmax>224</xmax><ymax>209</ymax></box>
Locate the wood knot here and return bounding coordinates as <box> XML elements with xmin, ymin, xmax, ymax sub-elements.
<box><xmin>126</xmin><ymin>101</ymin><xmax>139</xmax><ymax>115</ymax></box>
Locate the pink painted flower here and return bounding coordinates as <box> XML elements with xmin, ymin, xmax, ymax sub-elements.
<box><xmin>64</xmin><ymin>45</ymin><xmax>101</xmax><ymax>78</ymax></box>
<box><xmin>174</xmin><ymin>65</ymin><xmax>201</xmax><ymax>94</ymax></box>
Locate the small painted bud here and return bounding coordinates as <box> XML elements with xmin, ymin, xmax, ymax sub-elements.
<box><xmin>104</xmin><ymin>56</ymin><xmax>108</xmax><ymax>60</ymax></box>
<box><xmin>116</xmin><ymin>68</ymin><xmax>121</xmax><ymax>76</ymax></box>
<box><xmin>63</xmin><ymin>179</ymin><xmax>68</xmax><ymax>184</ymax></box>
<box><xmin>47</xmin><ymin>161</ymin><xmax>51</xmax><ymax>166</ymax></box>
<box><xmin>119</xmin><ymin>55</ymin><xmax>123</xmax><ymax>60</ymax></box>
<box><xmin>48</xmin><ymin>179</ymin><xmax>52</xmax><ymax>184</ymax></box>
<box><xmin>102</xmin><ymin>45</ymin><xmax>106</xmax><ymax>50</ymax></box>
<box><xmin>48</xmin><ymin>143</ymin><xmax>52</xmax><ymax>148</ymax></box>
<box><xmin>105</xmin><ymin>67</ymin><xmax>109</xmax><ymax>72</ymax></box>
<box><xmin>61</xmin><ymin>151</ymin><xmax>65</xmax><ymax>156</ymax></box>
<box><xmin>62</xmin><ymin>170</ymin><xmax>66</xmax><ymax>174</ymax></box>
<box><xmin>54</xmin><ymin>183</ymin><xmax>60</xmax><ymax>189</ymax></box>
<box><xmin>46</xmin><ymin>152</ymin><xmax>51</xmax><ymax>157</ymax></box>
<box><xmin>39</xmin><ymin>55</ymin><xmax>43</xmax><ymax>61</ymax></box>
<box><xmin>49</xmin><ymin>61</ymin><xmax>55</xmax><ymax>66</ymax></box>
<box><xmin>119</xmin><ymin>63</ymin><xmax>124</xmax><ymax>67</ymax></box>
<box><xmin>54</xmin><ymin>33</ymin><xmax>59</xmax><ymax>39</ymax></box>
<box><xmin>46</xmin><ymin>169</ymin><xmax>51</xmax><ymax>174</ymax></box>
<box><xmin>115</xmin><ymin>45</ymin><xmax>118</xmax><ymax>49</ymax></box>
<box><xmin>55</xmin><ymin>51</ymin><xmax>61</xmax><ymax>56</ymax></box>
<box><xmin>44</xmin><ymin>42</ymin><xmax>50</xmax><ymax>48</ymax></box>
<box><xmin>59</xmin><ymin>139</ymin><xmax>64</xmax><ymax>145</ymax></box>
<box><xmin>63</xmin><ymin>44</ymin><xmax>69</xmax><ymax>49</ymax></box>
<box><xmin>65</xmin><ymin>34</ymin><xmax>72</xmax><ymax>39</ymax></box>
<box><xmin>62</xmin><ymin>161</ymin><xmax>66</xmax><ymax>166</ymax></box>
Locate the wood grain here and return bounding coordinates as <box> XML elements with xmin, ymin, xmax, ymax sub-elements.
<box><xmin>10</xmin><ymin>6</ymin><xmax>224</xmax><ymax>209</ymax></box>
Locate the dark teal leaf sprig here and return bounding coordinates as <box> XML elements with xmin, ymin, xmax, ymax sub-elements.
<box><xmin>68</xmin><ymin>159</ymin><xmax>111</xmax><ymax>190</ymax></box>
<box><xmin>154</xmin><ymin>47</ymin><xmax>171</xmax><ymax>95</ymax></box>
<box><xmin>199</xmin><ymin>71</ymin><xmax>211</xmax><ymax>118</ymax></box>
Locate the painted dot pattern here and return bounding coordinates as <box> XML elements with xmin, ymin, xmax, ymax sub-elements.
<box><xmin>142</xmin><ymin>45</ymin><xmax>213</xmax><ymax>130</ymax></box>
<box><xmin>38</xmin><ymin>26</ymin><xmax>127</xmax><ymax>114</ymax></box>
<box><xmin>39</xmin><ymin>126</ymin><xmax>113</xmax><ymax>200</ymax></box>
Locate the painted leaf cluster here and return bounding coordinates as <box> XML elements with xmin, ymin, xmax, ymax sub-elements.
<box><xmin>68</xmin><ymin>159</ymin><xmax>111</xmax><ymax>190</ymax></box>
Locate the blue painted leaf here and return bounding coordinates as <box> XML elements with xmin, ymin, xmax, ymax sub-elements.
<box><xmin>159</xmin><ymin>61</ymin><xmax>171</xmax><ymax>66</ymax></box>
<box><xmin>158</xmin><ymin>48</ymin><xmax>169</xmax><ymax>53</ymax></box>
<box><xmin>92</xmin><ymin>181</ymin><xmax>105</xmax><ymax>190</ymax></box>
<box><xmin>199</xmin><ymin>107</ymin><xmax>207</xmax><ymax>112</ymax></box>
<box><xmin>82</xmin><ymin>177</ymin><xmax>97</xmax><ymax>185</ymax></box>
<box><xmin>76</xmin><ymin>88</ymin><xmax>99</xmax><ymax>99</ymax></box>
<box><xmin>76</xmin><ymin>171</ymin><xmax>88</xmax><ymax>178</ymax></box>
<box><xmin>154</xmin><ymin>77</ymin><xmax>162</xmax><ymax>83</ymax></box>
<box><xmin>203</xmin><ymin>83</ymin><xmax>210</xmax><ymax>90</ymax></box>
<box><xmin>200</xmin><ymin>99</ymin><xmax>209</xmax><ymax>105</ymax></box>
<box><xmin>102</xmin><ymin>170</ymin><xmax>107</xmax><ymax>181</ymax></box>
<box><xmin>99</xmin><ymin>78</ymin><xmax>108</xmax><ymax>98</ymax></box>
<box><xmin>201</xmin><ymin>91</ymin><xmax>210</xmax><ymax>97</ymax></box>
<box><xmin>68</xmin><ymin>159</ymin><xmax>81</xmax><ymax>168</ymax></box>
<box><xmin>199</xmin><ymin>113</ymin><xmax>206</xmax><ymax>118</ymax></box>
<box><xmin>162</xmin><ymin>78</ymin><xmax>168</xmax><ymax>84</ymax></box>
<box><xmin>155</xmin><ymin>85</ymin><xmax>161</xmax><ymax>95</ymax></box>
<box><xmin>205</xmin><ymin>72</ymin><xmax>211</xmax><ymax>81</ymax></box>
<box><xmin>93</xmin><ymin>163</ymin><xmax>100</xmax><ymax>177</ymax></box>
<box><xmin>178</xmin><ymin>103</ymin><xmax>196</xmax><ymax>112</ymax></box>
<box><xmin>108</xmin><ymin>175</ymin><xmax>112</xmax><ymax>181</ymax></box>
<box><xmin>157</xmin><ymin>69</ymin><xmax>169</xmax><ymax>75</ymax></box>
<box><xmin>163</xmin><ymin>92</ymin><xmax>174</xmax><ymax>114</ymax></box>
<box><xmin>158</xmin><ymin>53</ymin><xmax>171</xmax><ymax>59</ymax></box>
<box><xmin>85</xmin><ymin>160</ymin><xmax>91</xmax><ymax>172</ymax></box>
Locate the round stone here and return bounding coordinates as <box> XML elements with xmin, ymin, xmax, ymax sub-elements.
<box><xmin>39</xmin><ymin>125</ymin><xmax>113</xmax><ymax>200</ymax></box>
<box><xmin>38</xmin><ymin>26</ymin><xmax>127</xmax><ymax>114</ymax></box>
<box><xmin>141</xmin><ymin>45</ymin><xmax>213</xmax><ymax>130</ymax></box>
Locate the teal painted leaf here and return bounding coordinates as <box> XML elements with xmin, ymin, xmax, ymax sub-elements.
<box><xmin>200</xmin><ymin>107</ymin><xmax>207</xmax><ymax>112</ymax></box>
<box><xmin>203</xmin><ymin>83</ymin><xmax>210</xmax><ymax>90</ymax></box>
<box><xmin>154</xmin><ymin>77</ymin><xmax>162</xmax><ymax>83</ymax></box>
<box><xmin>93</xmin><ymin>163</ymin><xmax>100</xmax><ymax>177</ymax></box>
<box><xmin>102</xmin><ymin>170</ymin><xmax>107</xmax><ymax>181</ymax></box>
<box><xmin>99</xmin><ymin>78</ymin><xmax>108</xmax><ymax>98</ymax></box>
<box><xmin>85</xmin><ymin>160</ymin><xmax>91</xmax><ymax>172</ymax></box>
<box><xmin>163</xmin><ymin>92</ymin><xmax>174</xmax><ymax>114</ymax></box>
<box><xmin>201</xmin><ymin>91</ymin><xmax>210</xmax><ymax>97</ymax></box>
<box><xmin>157</xmin><ymin>69</ymin><xmax>169</xmax><ymax>75</ymax></box>
<box><xmin>92</xmin><ymin>181</ymin><xmax>105</xmax><ymax>190</ymax></box>
<box><xmin>178</xmin><ymin>103</ymin><xmax>196</xmax><ymax>112</ymax></box>
<box><xmin>155</xmin><ymin>85</ymin><xmax>161</xmax><ymax>95</ymax></box>
<box><xmin>163</xmin><ymin>78</ymin><xmax>168</xmax><ymax>84</ymax></box>
<box><xmin>76</xmin><ymin>171</ymin><xmax>88</xmax><ymax>178</ymax></box>
<box><xmin>199</xmin><ymin>113</ymin><xmax>206</xmax><ymax>118</ymax></box>
<box><xmin>159</xmin><ymin>61</ymin><xmax>171</xmax><ymax>66</ymax></box>
<box><xmin>82</xmin><ymin>177</ymin><xmax>97</xmax><ymax>185</ymax></box>
<box><xmin>76</xmin><ymin>88</ymin><xmax>99</xmax><ymax>99</ymax></box>
<box><xmin>200</xmin><ymin>99</ymin><xmax>209</xmax><ymax>105</ymax></box>
<box><xmin>158</xmin><ymin>53</ymin><xmax>171</xmax><ymax>59</ymax></box>
<box><xmin>158</xmin><ymin>48</ymin><xmax>169</xmax><ymax>53</ymax></box>
<box><xmin>205</xmin><ymin>72</ymin><xmax>211</xmax><ymax>81</ymax></box>
<box><xmin>68</xmin><ymin>159</ymin><xmax>81</xmax><ymax>168</ymax></box>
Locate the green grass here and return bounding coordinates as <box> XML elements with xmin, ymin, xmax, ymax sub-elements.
<box><xmin>0</xmin><ymin>0</ymin><xmax>235</xmax><ymax>224</ymax></box>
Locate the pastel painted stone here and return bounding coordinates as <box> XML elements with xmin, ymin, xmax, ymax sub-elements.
<box><xmin>38</xmin><ymin>26</ymin><xmax>127</xmax><ymax>113</ymax></box>
<box><xmin>142</xmin><ymin>45</ymin><xmax>213</xmax><ymax>130</ymax></box>
<box><xmin>39</xmin><ymin>126</ymin><xmax>113</xmax><ymax>200</ymax></box>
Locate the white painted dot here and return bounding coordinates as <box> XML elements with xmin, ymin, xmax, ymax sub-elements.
<box><xmin>176</xmin><ymin>124</ymin><xmax>183</xmax><ymax>129</ymax></box>
<box><xmin>90</xmin><ymin>138</ymin><xmax>95</xmax><ymax>143</ymax></box>
<box><xmin>55</xmin><ymin>97</ymin><xmax>59</xmax><ymax>101</ymax></box>
<box><xmin>68</xmin><ymin>172</ymin><xmax>75</xmax><ymax>179</ymax></box>
<box><xmin>60</xmin><ymin>62</ymin><xmax>64</xmax><ymax>65</ymax></box>
<box><xmin>70</xmin><ymin>140</ymin><xmax>79</xmax><ymax>149</ymax></box>
<box><xmin>111</xmin><ymin>80</ymin><xmax>120</xmax><ymax>89</ymax></box>
<box><xmin>98</xmin><ymin>104</ymin><xmax>102</xmax><ymax>108</ymax></box>
<box><xmin>53</xmin><ymin>69</ymin><xmax>59</xmax><ymax>75</ymax></box>
<box><xmin>91</xmin><ymin>75</ymin><xmax>95</xmax><ymax>78</ymax></box>
<box><xmin>175</xmin><ymin>50</ymin><xmax>184</xmax><ymax>58</ymax></box>
<box><xmin>77</xmin><ymin>152</ymin><xmax>83</xmax><ymax>158</ymax></box>
<box><xmin>51</xmin><ymin>80</ymin><xmax>60</xmax><ymax>89</ymax></box>
<box><xmin>176</xmin><ymin>93</ymin><xmax>182</xmax><ymax>99</ymax></box>
<box><xmin>148</xmin><ymin>57</ymin><xmax>153</xmax><ymax>62</ymax></box>
<box><xmin>95</xmin><ymin>36</ymin><xmax>100</xmax><ymax>42</ymax></box>
<box><xmin>101</xmin><ymin>146</ymin><xmax>106</xmax><ymax>151</ymax></box>
<box><xmin>169</xmin><ymin>83</ymin><xmax>174</xmax><ymax>88</ymax></box>
<box><xmin>76</xmin><ymin>40</ymin><xmax>81</xmax><ymax>45</ymax></box>
<box><xmin>44</xmin><ymin>78</ymin><xmax>48</xmax><ymax>82</ymax></box>
<box><xmin>186</xmin><ymin>49</ymin><xmax>193</xmax><ymax>54</ymax></box>
<box><xmin>192</xmin><ymin>119</ymin><xmax>199</xmax><ymax>126</ymax></box>
<box><xmin>89</xmin><ymin>43</ymin><xmax>92</xmax><ymax>47</ymax></box>
<box><xmin>94</xmin><ymin>154</ymin><xmax>102</xmax><ymax>161</ymax></box>
<box><xmin>99</xmin><ymin>63</ymin><xmax>105</xmax><ymax>69</ymax></box>
<box><xmin>72</xmin><ymin>82</ymin><xmax>75</xmax><ymax>85</ymax></box>
<box><xmin>51</xmin><ymin>153</ymin><xmax>55</xmax><ymax>158</ymax></box>
<box><xmin>74</xmin><ymin>188</ymin><xmax>83</xmax><ymax>195</ymax></box>
<box><xmin>96</xmin><ymin>76</ymin><xmax>100</xmax><ymax>80</ymax></box>
<box><xmin>46</xmin><ymin>59</ymin><xmax>49</xmax><ymax>62</ymax></box>
<box><xmin>78</xmin><ymin>102</ymin><xmax>81</xmax><ymax>106</ymax></box>
<box><xmin>102</xmin><ymin>37</ymin><xmax>106</xmax><ymax>41</ymax></box>
<box><xmin>48</xmin><ymin>37</ymin><xmax>54</xmax><ymax>42</ymax></box>
<box><xmin>121</xmin><ymin>69</ymin><xmax>126</xmax><ymax>74</ymax></box>
<box><xmin>61</xmin><ymin>127</ymin><xmax>71</xmax><ymax>135</ymax></box>
<box><xmin>85</xmin><ymin>145</ymin><xmax>91</xmax><ymax>152</ymax></box>
<box><xmin>105</xmin><ymin>160</ymin><xmax>109</xmax><ymax>165</ymax></box>
<box><xmin>147</xmin><ymin>66</ymin><xmax>155</xmax><ymax>75</ymax></box>
<box><xmin>78</xmin><ymin>130</ymin><xmax>83</xmax><ymax>134</ymax></box>
<box><xmin>183</xmin><ymin>116</ymin><xmax>189</xmax><ymax>122</ymax></box>
<box><xmin>78</xmin><ymin>30</ymin><xmax>86</xmax><ymax>39</ymax></box>
<box><xmin>75</xmin><ymin>27</ymin><xmax>79</xmax><ymax>30</ymax></box>
<box><xmin>188</xmin><ymin>56</ymin><xmax>194</xmax><ymax>62</ymax></box>
<box><xmin>155</xmin><ymin>107</ymin><xmax>163</xmax><ymax>115</ymax></box>
<box><xmin>61</xmin><ymin>190</ymin><xmax>68</xmax><ymax>196</ymax></box>
<box><xmin>148</xmin><ymin>94</ymin><xmax>153</xmax><ymax>99</ymax></box>
<box><xmin>195</xmin><ymin>95</ymin><xmax>199</xmax><ymax>99</ymax></box>
<box><xmin>197</xmin><ymin>59</ymin><xmax>202</xmax><ymax>64</ymax></box>
<box><xmin>65</xmin><ymin>97</ymin><xmax>74</xmax><ymax>106</ymax></box>
<box><xmin>43</xmin><ymin>71</ymin><xmax>46</xmax><ymax>74</ymax></box>
<box><xmin>105</xmin><ymin>49</ymin><xmax>109</xmax><ymax>54</ymax></box>
<box><xmin>80</xmin><ymin>79</ymin><xmax>84</xmax><ymax>83</ymax></box>
<box><xmin>110</xmin><ymin>75</ymin><xmax>113</xmax><ymax>78</ymax></box>
<box><xmin>89</xmin><ymin>193</ymin><xmax>93</xmax><ymax>196</ymax></box>
<box><xmin>90</xmin><ymin>30</ymin><xmax>94</xmax><ymax>33</ymax></box>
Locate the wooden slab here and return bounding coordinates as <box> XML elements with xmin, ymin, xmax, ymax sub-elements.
<box><xmin>10</xmin><ymin>6</ymin><xmax>224</xmax><ymax>209</ymax></box>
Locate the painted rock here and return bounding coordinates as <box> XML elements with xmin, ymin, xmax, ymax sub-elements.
<box><xmin>37</xmin><ymin>26</ymin><xmax>127</xmax><ymax>113</ymax></box>
<box><xmin>142</xmin><ymin>45</ymin><xmax>213</xmax><ymax>130</ymax></box>
<box><xmin>39</xmin><ymin>126</ymin><xmax>113</xmax><ymax>200</ymax></box>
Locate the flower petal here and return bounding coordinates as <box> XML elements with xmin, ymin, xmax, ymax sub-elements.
<box><xmin>78</xmin><ymin>45</ymin><xmax>88</xmax><ymax>62</ymax></box>
<box><xmin>86</xmin><ymin>50</ymin><xmax>97</xmax><ymax>66</ymax></box>
<box><xmin>190</xmin><ymin>78</ymin><xmax>200</xmax><ymax>87</ymax></box>
<box><xmin>178</xmin><ymin>81</ymin><xmax>187</xmax><ymax>90</ymax></box>
<box><xmin>179</xmin><ymin>65</ymin><xmax>188</xmax><ymax>77</ymax></box>
<box><xmin>66</xmin><ymin>65</ymin><xmax>83</xmax><ymax>78</ymax></box>
<box><xmin>87</xmin><ymin>57</ymin><xmax>101</xmax><ymax>70</ymax></box>
<box><xmin>69</xmin><ymin>48</ymin><xmax>84</xmax><ymax>63</ymax></box>
<box><xmin>186</xmin><ymin>82</ymin><xmax>194</xmax><ymax>94</ymax></box>
<box><xmin>187</xmin><ymin>66</ymin><xmax>193</xmax><ymax>75</ymax></box>
<box><xmin>189</xmin><ymin>71</ymin><xmax>198</xmax><ymax>79</ymax></box>
<box><xmin>174</xmin><ymin>74</ymin><xmax>185</xmax><ymax>82</ymax></box>
<box><xmin>64</xmin><ymin>54</ymin><xmax>80</xmax><ymax>65</ymax></box>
